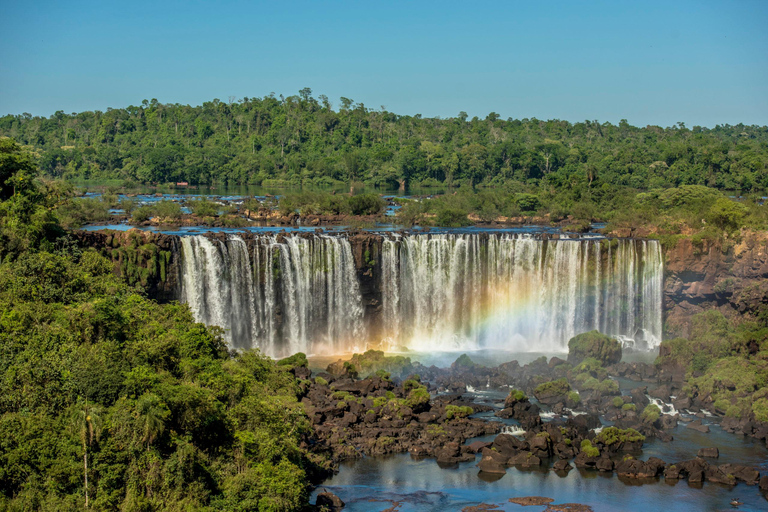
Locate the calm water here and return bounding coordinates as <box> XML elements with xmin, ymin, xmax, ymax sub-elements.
<box><xmin>311</xmin><ymin>368</ymin><xmax>768</xmax><ymax>512</ymax></box>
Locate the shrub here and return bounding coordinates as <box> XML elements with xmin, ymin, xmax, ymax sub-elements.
<box><xmin>622</xmin><ymin>403</ymin><xmax>636</xmax><ymax>411</ymax></box>
<box><xmin>534</xmin><ymin>378</ymin><xmax>571</xmax><ymax>398</ymax></box>
<box><xmin>508</xmin><ymin>389</ymin><xmax>527</xmax><ymax>401</ymax></box>
<box><xmin>612</xmin><ymin>396</ymin><xmax>625</xmax><ymax>408</ymax></box>
<box><xmin>595</xmin><ymin>426</ymin><xmax>645</xmax><ymax>446</ymax></box>
<box><xmin>567</xmin><ymin>331</ymin><xmax>622</xmax><ymax>366</ymax></box>
<box><xmin>445</xmin><ymin>405</ymin><xmax>474</xmax><ymax>419</ymax></box>
<box><xmin>641</xmin><ymin>404</ymin><xmax>661</xmax><ymax>424</ymax></box>
<box><xmin>277</xmin><ymin>352</ymin><xmax>308</xmax><ymax>368</ymax></box>
<box><xmin>580</xmin><ymin>439</ymin><xmax>600</xmax><ymax>457</ymax></box>
<box><xmin>314</xmin><ymin>376</ymin><xmax>328</xmax><ymax>386</ymax></box>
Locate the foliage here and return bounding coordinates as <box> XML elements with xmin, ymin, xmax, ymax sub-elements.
<box><xmin>580</xmin><ymin>439</ymin><xmax>600</xmax><ymax>457</ymax></box>
<box><xmin>641</xmin><ymin>404</ymin><xmax>661</xmax><ymax>424</ymax></box>
<box><xmin>347</xmin><ymin>350</ymin><xmax>413</xmax><ymax>379</ymax></box>
<box><xmin>508</xmin><ymin>389</ymin><xmax>527</xmax><ymax>402</ymax></box>
<box><xmin>0</xmin><ymin>148</ymin><xmax>326</xmax><ymax>511</ymax></box>
<box><xmin>567</xmin><ymin>330</ymin><xmax>622</xmax><ymax>366</ymax></box>
<box><xmin>594</xmin><ymin>426</ymin><xmax>645</xmax><ymax>447</ymax></box>
<box><xmin>534</xmin><ymin>378</ymin><xmax>571</xmax><ymax>397</ymax></box>
<box><xmin>445</xmin><ymin>405</ymin><xmax>474</xmax><ymax>420</ymax></box>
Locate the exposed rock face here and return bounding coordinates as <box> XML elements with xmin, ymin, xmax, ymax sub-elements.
<box><xmin>73</xmin><ymin>229</ymin><xmax>181</xmax><ymax>302</ymax></box>
<box><xmin>664</xmin><ymin>231</ymin><xmax>768</xmax><ymax>338</ymax></box>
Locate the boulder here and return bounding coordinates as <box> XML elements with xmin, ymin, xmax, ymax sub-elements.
<box><xmin>553</xmin><ymin>459</ymin><xmax>573</xmax><ymax>471</ymax></box>
<box><xmin>478</xmin><ymin>455</ymin><xmax>506</xmax><ymax>474</ymax></box>
<box><xmin>508</xmin><ymin>451</ymin><xmax>542</xmax><ymax>468</ymax></box>
<box><xmin>567</xmin><ymin>331</ymin><xmax>622</xmax><ymax>366</ymax></box>
<box><xmin>697</xmin><ymin>447</ymin><xmax>718</xmax><ymax>458</ymax></box>
<box><xmin>316</xmin><ymin>491</ymin><xmax>345</xmax><ymax>511</ymax></box>
<box><xmin>596</xmin><ymin>457</ymin><xmax>614</xmax><ymax>472</ymax></box>
<box><xmin>686</xmin><ymin>419</ymin><xmax>710</xmax><ymax>433</ymax></box>
<box><xmin>759</xmin><ymin>475</ymin><xmax>768</xmax><ymax>493</ymax></box>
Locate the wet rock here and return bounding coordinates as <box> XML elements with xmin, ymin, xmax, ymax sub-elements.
<box><xmin>719</xmin><ymin>464</ymin><xmax>760</xmax><ymax>485</ymax></box>
<box><xmin>759</xmin><ymin>475</ymin><xmax>768</xmax><ymax>493</ymax></box>
<box><xmin>595</xmin><ymin>457</ymin><xmax>614</xmax><ymax>472</ymax></box>
<box><xmin>316</xmin><ymin>491</ymin><xmax>345</xmax><ymax>510</ymax></box>
<box><xmin>478</xmin><ymin>455</ymin><xmax>506</xmax><ymax>474</ymax></box>
<box><xmin>508</xmin><ymin>451</ymin><xmax>542</xmax><ymax>468</ymax></box>
<box><xmin>509</xmin><ymin>496</ymin><xmax>554</xmax><ymax>506</ymax></box>
<box><xmin>686</xmin><ymin>419</ymin><xmax>710</xmax><ymax>433</ymax></box>
<box><xmin>697</xmin><ymin>447</ymin><xmax>718</xmax><ymax>458</ymax></box>
<box><xmin>467</xmin><ymin>441</ymin><xmax>491</xmax><ymax>453</ymax></box>
<box><xmin>491</xmin><ymin>433</ymin><xmax>527</xmax><ymax>457</ymax></box>
<box><xmin>552</xmin><ymin>459</ymin><xmax>572</xmax><ymax>471</ymax></box>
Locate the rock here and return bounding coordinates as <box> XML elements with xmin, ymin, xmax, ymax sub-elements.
<box><xmin>509</xmin><ymin>497</ymin><xmax>554</xmax><ymax>506</ymax></box>
<box><xmin>688</xmin><ymin>469</ymin><xmax>704</xmax><ymax>483</ymax></box>
<box><xmin>686</xmin><ymin>419</ymin><xmax>710</xmax><ymax>433</ymax></box>
<box><xmin>508</xmin><ymin>451</ymin><xmax>542</xmax><ymax>468</ymax></box>
<box><xmin>719</xmin><ymin>464</ymin><xmax>760</xmax><ymax>485</ymax></box>
<box><xmin>478</xmin><ymin>455</ymin><xmax>506</xmax><ymax>474</ymax></box>
<box><xmin>491</xmin><ymin>433</ymin><xmax>526</xmax><ymax>457</ymax></box>
<box><xmin>697</xmin><ymin>447</ymin><xmax>718</xmax><ymax>458</ymax></box>
<box><xmin>567</xmin><ymin>330</ymin><xmax>622</xmax><ymax>366</ymax></box>
<box><xmin>648</xmin><ymin>385</ymin><xmax>671</xmax><ymax>401</ymax></box>
<box><xmin>595</xmin><ymin>457</ymin><xmax>614</xmax><ymax>472</ymax></box>
<box><xmin>759</xmin><ymin>475</ymin><xmax>768</xmax><ymax>493</ymax></box>
<box><xmin>467</xmin><ymin>441</ymin><xmax>491</xmax><ymax>453</ymax></box>
<box><xmin>316</xmin><ymin>491</ymin><xmax>345</xmax><ymax>510</ymax></box>
<box><xmin>553</xmin><ymin>459</ymin><xmax>573</xmax><ymax>471</ymax></box>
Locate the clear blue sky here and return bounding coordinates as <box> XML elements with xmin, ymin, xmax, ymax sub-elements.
<box><xmin>1</xmin><ymin>0</ymin><xmax>766</xmax><ymax>127</ymax></box>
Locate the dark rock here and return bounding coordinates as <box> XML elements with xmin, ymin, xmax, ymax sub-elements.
<box><xmin>697</xmin><ymin>447</ymin><xmax>718</xmax><ymax>458</ymax></box>
<box><xmin>759</xmin><ymin>475</ymin><xmax>768</xmax><ymax>493</ymax></box>
<box><xmin>508</xmin><ymin>451</ymin><xmax>542</xmax><ymax>468</ymax></box>
<box><xmin>478</xmin><ymin>455</ymin><xmax>506</xmax><ymax>474</ymax></box>
<box><xmin>595</xmin><ymin>457</ymin><xmax>614</xmax><ymax>472</ymax></box>
<box><xmin>688</xmin><ymin>469</ymin><xmax>704</xmax><ymax>483</ymax></box>
<box><xmin>686</xmin><ymin>419</ymin><xmax>710</xmax><ymax>433</ymax></box>
<box><xmin>467</xmin><ymin>441</ymin><xmax>492</xmax><ymax>453</ymax></box>
<box><xmin>552</xmin><ymin>459</ymin><xmax>573</xmax><ymax>471</ymax></box>
<box><xmin>316</xmin><ymin>491</ymin><xmax>345</xmax><ymax>510</ymax></box>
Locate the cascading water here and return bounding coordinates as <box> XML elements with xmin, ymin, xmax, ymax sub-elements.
<box><xmin>181</xmin><ymin>234</ymin><xmax>363</xmax><ymax>357</ymax></box>
<box><xmin>180</xmin><ymin>232</ymin><xmax>663</xmax><ymax>357</ymax></box>
<box><xmin>380</xmin><ymin>234</ymin><xmax>663</xmax><ymax>353</ymax></box>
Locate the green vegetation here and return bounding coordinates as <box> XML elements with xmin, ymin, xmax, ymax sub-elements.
<box><xmin>641</xmin><ymin>404</ymin><xmax>662</xmax><ymax>424</ymax></box>
<box><xmin>656</xmin><ymin>310</ymin><xmax>768</xmax><ymax>421</ymax></box>
<box><xmin>452</xmin><ymin>353</ymin><xmax>479</xmax><ymax>369</ymax></box>
<box><xmin>445</xmin><ymin>405</ymin><xmax>474</xmax><ymax>420</ymax></box>
<box><xmin>0</xmin><ymin>143</ymin><xmax>325</xmax><ymax>510</ymax></box>
<box><xmin>4</xmin><ymin>94</ymin><xmax>766</xmax><ymax>196</ymax></box>
<box><xmin>567</xmin><ymin>330</ymin><xmax>622</xmax><ymax>366</ymax></box>
<box><xmin>507</xmin><ymin>389</ymin><xmax>527</xmax><ymax>402</ymax></box>
<box><xmin>347</xmin><ymin>349</ymin><xmax>413</xmax><ymax>379</ymax></box>
<box><xmin>594</xmin><ymin>427</ymin><xmax>645</xmax><ymax>447</ymax></box>
<box><xmin>534</xmin><ymin>378</ymin><xmax>571</xmax><ymax>397</ymax></box>
<box><xmin>580</xmin><ymin>439</ymin><xmax>600</xmax><ymax>457</ymax></box>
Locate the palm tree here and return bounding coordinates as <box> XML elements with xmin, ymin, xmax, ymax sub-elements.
<box><xmin>136</xmin><ymin>393</ymin><xmax>169</xmax><ymax>449</ymax></box>
<box><xmin>69</xmin><ymin>399</ymin><xmax>102</xmax><ymax>508</ymax></box>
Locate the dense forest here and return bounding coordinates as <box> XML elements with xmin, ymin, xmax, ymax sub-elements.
<box><xmin>1</xmin><ymin>89</ymin><xmax>767</xmax><ymax>191</ymax></box>
<box><xmin>0</xmin><ymin>138</ymin><xmax>326</xmax><ymax>510</ymax></box>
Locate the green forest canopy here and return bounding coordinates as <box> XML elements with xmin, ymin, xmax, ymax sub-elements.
<box><xmin>1</xmin><ymin>89</ymin><xmax>767</xmax><ymax>191</ymax></box>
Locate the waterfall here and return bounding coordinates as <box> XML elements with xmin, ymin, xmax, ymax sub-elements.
<box><xmin>379</xmin><ymin>234</ymin><xmax>662</xmax><ymax>353</ymax></box>
<box><xmin>181</xmin><ymin>234</ymin><xmax>363</xmax><ymax>357</ymax></box>
<box><xmin>180</xmin><ymin>232</ymin><xmax>663</xmax><ymax>357</ymax></box>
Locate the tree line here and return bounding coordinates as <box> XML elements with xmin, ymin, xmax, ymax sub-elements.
<box><xmin>1</xmin><ymin>89</ymin><xmax>767</xmax><ymax>191</ymax></box>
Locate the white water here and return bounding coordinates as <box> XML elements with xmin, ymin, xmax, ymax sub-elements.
<box><xmin>181</xmin><ymin>234</ymin><xmax>363</xmax><ymax>357</ymax></box>
<box><xmin>180</xmin><ymin>233</ymin><xmax>663</xmax><ymax>358</ymax></box>
<box><xmin>381</xmin><ymin>234</ymin><xmax>663</xmax><ymax>353</ymax></box>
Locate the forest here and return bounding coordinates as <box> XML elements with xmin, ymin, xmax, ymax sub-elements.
<box><xmin>0</xmin><ymin>138</ymin><xmax>327</xmax><ymax>511</ymax></box>
<box><xmin>1</xmin><ymin>89</ymin><xmax>767</xmax><ymax>192</ymax></box>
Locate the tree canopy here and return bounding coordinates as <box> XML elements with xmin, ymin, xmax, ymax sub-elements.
<box><xmin>1</xmin><ymin>92</ymin><xmax>766</xmax><ymax>192</ymax></box>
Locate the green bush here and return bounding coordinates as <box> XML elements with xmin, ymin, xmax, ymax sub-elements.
<box><xmin>595</xmin><ymin>426</ymin><xmax>645</xmax><ymax>446</ymax></box>
<box><xmin>445</xmin><ymin>405</ymin><xmax>474</xmax><ymax>419</ymax></box>
<box><xmin>567</xmin><ymin>331</ymin><xmax>622</xmax><ymax>366</ymax></box>
<box><xmin>641</xmin><ymin>404</ymin><xmax>661</xmax><ymax>424</ymax></box>
<box><xmin>580</xmin><ymin>439</ymin><xmax>600</xmax><ymax>457</ymax></box>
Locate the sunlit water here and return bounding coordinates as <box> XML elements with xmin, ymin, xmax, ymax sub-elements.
<box><xmin>312</xmin><ymin>378</ymin><xmax>768</xmax><ymax>512</ymax></box>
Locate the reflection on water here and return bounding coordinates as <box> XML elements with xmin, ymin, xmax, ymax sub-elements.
<box><xmin>315</xmin><ymin>451</ymin><xmax>766</xmax><ymax>512</ymax></box>
<box><xmin>314</xmin><ymin>383</ymin><xmax>768</xmax><ymax>512</ymax></box>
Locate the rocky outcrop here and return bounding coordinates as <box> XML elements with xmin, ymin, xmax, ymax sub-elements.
<box><xmin>73</xmin><ymin>229</ymin><xmax>181</xmax><ymax>302</ymax></box>
<box><xmin>664</xmin><ymin>231</ymin><xmax>768</xmax><ymax>338</ymax></box>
